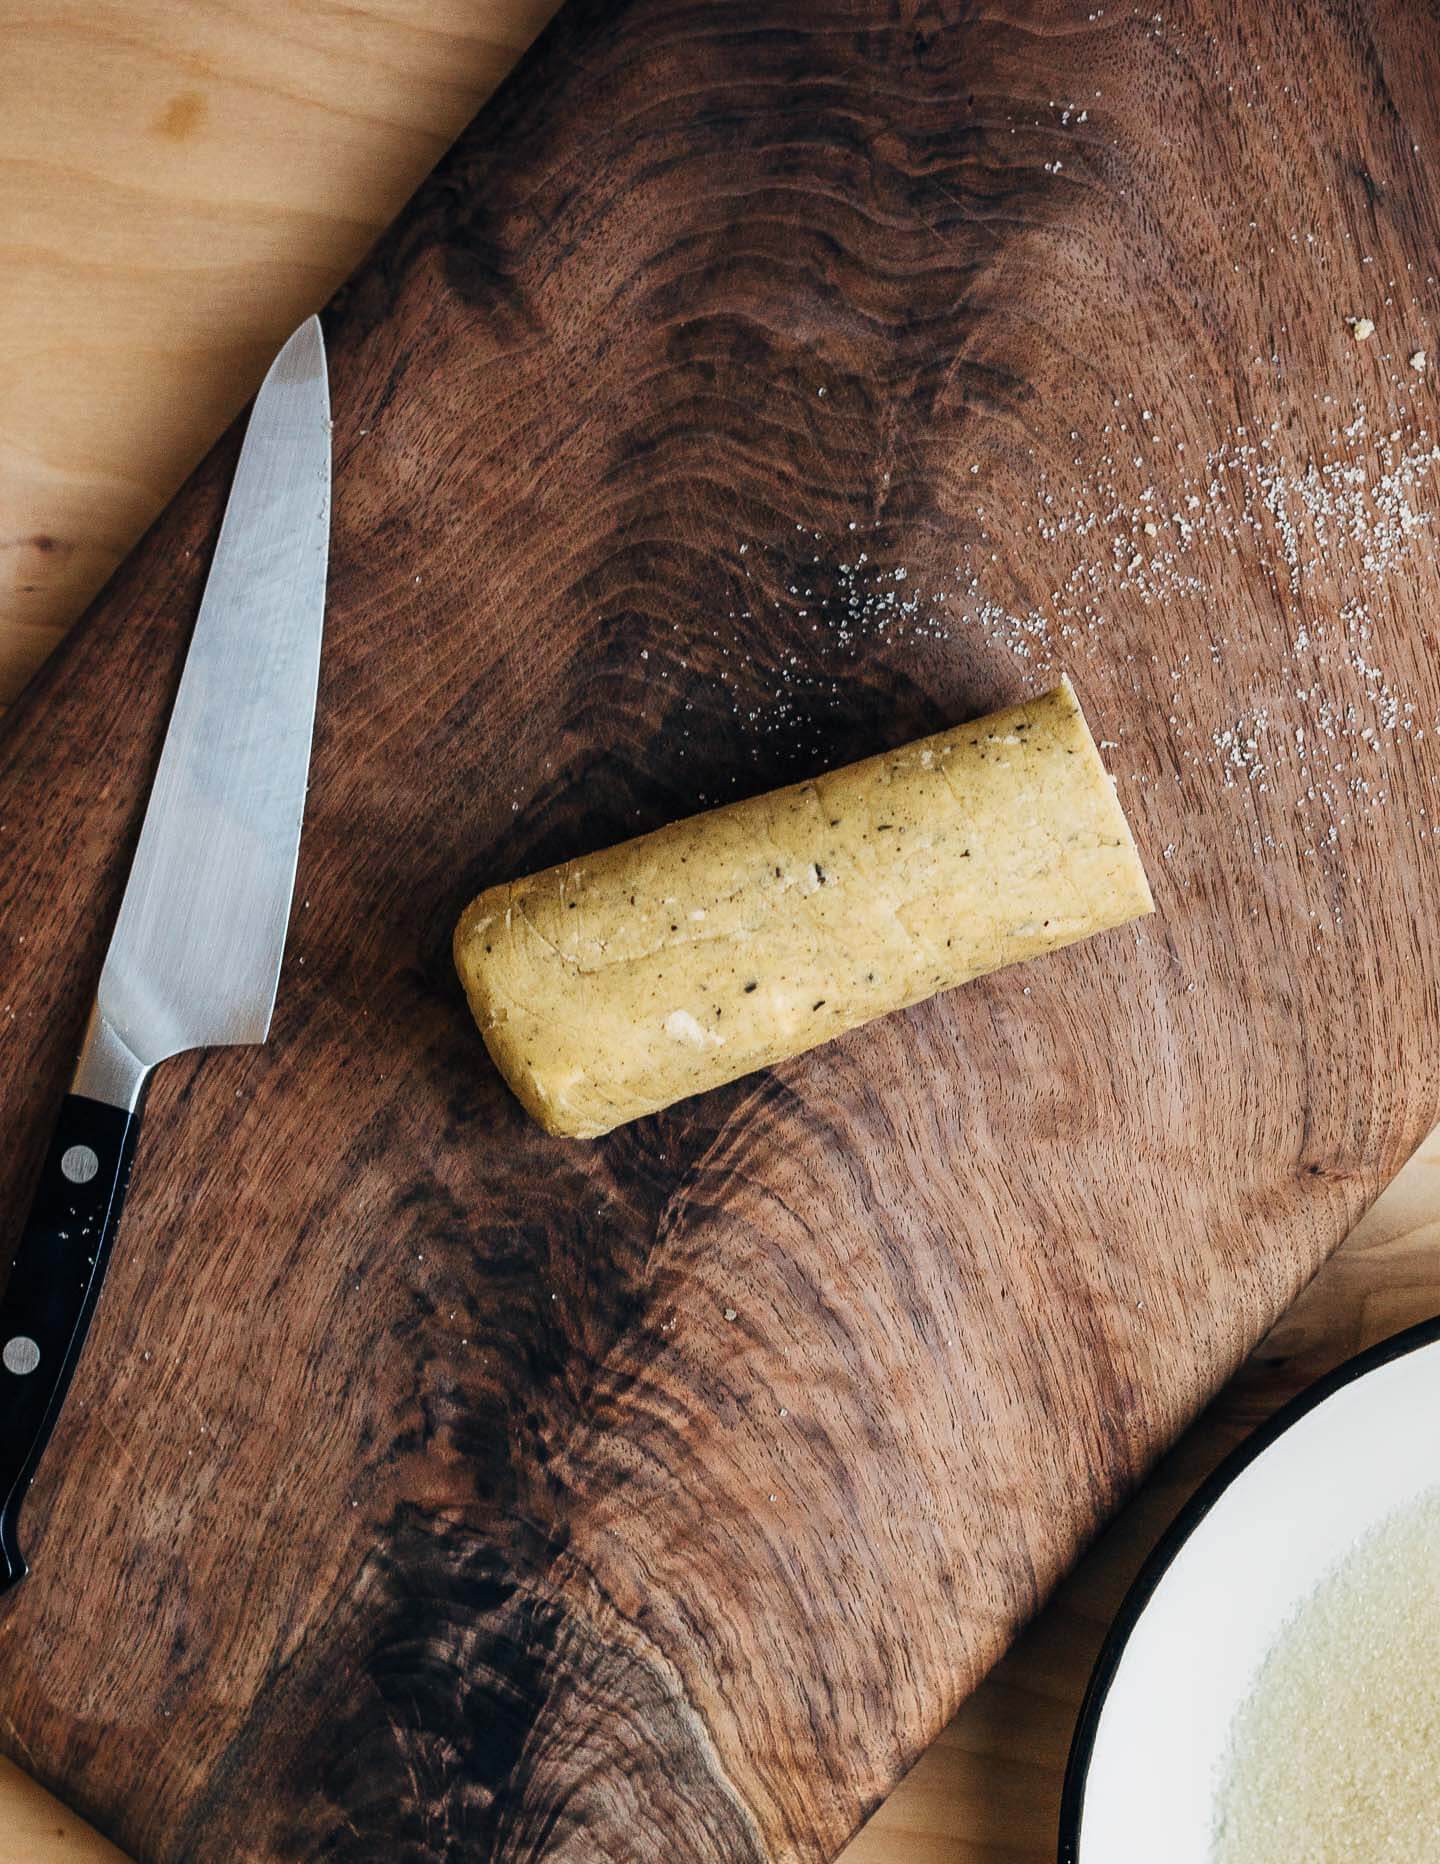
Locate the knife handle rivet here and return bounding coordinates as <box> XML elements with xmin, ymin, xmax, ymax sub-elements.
<box><xmin>61</xmin><ymin>1145</ymin><xmax>99</xmax><ymax>1185</ymax></box>
<box><xmin>2</xmin><ymin>1337</ymin><xmax>40</xmax><ymax>1376</ymax></box>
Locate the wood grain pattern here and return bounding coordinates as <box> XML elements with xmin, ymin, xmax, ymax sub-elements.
<box><xmin>844</xmin><ymin>1132</ymin><xmax>1440</xmax><ymax>1859</ymax></box>
<box><xmin>7</xmin><ymin>1117</ymin><xmax>1438</xmax><ymax>1864</ymax></box>
<box><xmin>2</xmin><ymin>0</ymin><xmax>1440</xmax><ymax>1859</ymax></box>
<box><xmin>0</xmin><ymin>0</ymin><xmax>560</xmax><ymax>707</ymax></box>
<box><xmin>7</xmin><ymin>5</ymin><xmax>1440</xmax><ymax>1860</ymax></box>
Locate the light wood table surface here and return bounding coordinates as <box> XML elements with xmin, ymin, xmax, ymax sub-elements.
<box><xmin>3</xmin><ymin>4</ymin><xmax>1439</xmax><ymax>1859</ymax></box>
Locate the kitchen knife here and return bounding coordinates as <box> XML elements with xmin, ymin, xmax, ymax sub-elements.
<box><xmin>0</xmin><ymin>315</ymin><xmax>330</xmax><ymax>1593</ymax></box>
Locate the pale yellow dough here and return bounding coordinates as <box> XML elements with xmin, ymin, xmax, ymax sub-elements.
<box><xmin>454</xmin><ymin>678</ymin><xmax>1153</xmax><ymax>1137</ymax></box>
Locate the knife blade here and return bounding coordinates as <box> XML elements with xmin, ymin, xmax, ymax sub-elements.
<box><xmin>0</xmin><ymin>314</ymin><xmax>330</xmax><ymax>1593</ymax></box>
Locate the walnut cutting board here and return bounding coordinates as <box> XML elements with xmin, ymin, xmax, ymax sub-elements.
<box><xmin>2</xmin><ymin>0</ymin><xmax>1439</xmax><ymax>1856</ymax></box>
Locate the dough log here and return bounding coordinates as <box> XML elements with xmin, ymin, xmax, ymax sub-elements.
<box><xmin>454</xmin><ymin>678</ymin><xmax>1153</xmax><ymax>1137</ymax></box>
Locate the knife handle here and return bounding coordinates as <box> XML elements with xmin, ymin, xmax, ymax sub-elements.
<box><xmin>0</xmin><ymin>1091</ymin><xmax>146</xmax><ymax>1593</ymax></box>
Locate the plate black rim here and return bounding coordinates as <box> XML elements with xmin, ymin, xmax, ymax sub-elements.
<box><xmin>1056</xmin><ymin>1310</ymin><xmax>1440</xmax><ymax>1862</ymax></box>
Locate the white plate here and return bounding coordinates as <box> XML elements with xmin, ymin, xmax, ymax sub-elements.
<box><xmin>1059</xmin><ymin>1318</ymin><xmax>1440</xmax><ymax>1862</ymax></box>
